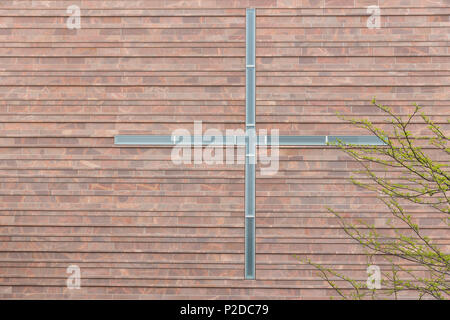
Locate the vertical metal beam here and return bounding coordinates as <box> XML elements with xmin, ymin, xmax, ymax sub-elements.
<box><xmin>245</xmin><ymin>8</ymin><xmax>256</xmax><ymax>280</ymax></box>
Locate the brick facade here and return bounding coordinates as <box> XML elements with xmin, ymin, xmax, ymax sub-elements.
<box><xmin>0</xmin><ymin>0</ymin><xmax>448</xmax><ymax>299</ymax></box>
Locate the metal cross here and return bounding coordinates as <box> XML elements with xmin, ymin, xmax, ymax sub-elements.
<box><xmin>114</xmin><ymin>8</ymin><xmax>385</xmax><ymax>280</ymax></box>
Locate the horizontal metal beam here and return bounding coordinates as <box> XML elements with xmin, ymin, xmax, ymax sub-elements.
<box><xmin>115</xmin><ymin>135</ymin><xmax>386</xmax><ymax>146</ymax></box>
<box><xmin>268</xmin><ymin>135</ymin><xmax>387</xmax><ymax>146</ymax></box>
<box><xmin>115</xmin><ymin>135</ymin><xmax>247</xmax><ymax>146</ymax></box>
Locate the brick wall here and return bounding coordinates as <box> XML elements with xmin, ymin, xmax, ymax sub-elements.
<box><xmin>0</xmin><ymin>0</ymin><xmax>448</xmax><ymax>299</ymax></box>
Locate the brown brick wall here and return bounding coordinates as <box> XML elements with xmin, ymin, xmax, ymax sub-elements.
<box><xmin>0</xmin><ymin>0</ymin><xmax>448</xmax><ymax>299</ymax></box>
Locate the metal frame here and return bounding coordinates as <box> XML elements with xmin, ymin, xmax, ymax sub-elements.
<box><xmin>113</xmin><ymin>8</ymin><xmax>387</xmax><ymax>280</ymax></box>
<box><xmin>115</xmin><ymin>135</ymin><xmax>386</xmax><ymax>147</ymax></box>
<box><xmin>245</xmin><ymin>8</ymin><xmax>256</xmax><ymax>279</ymax></box>
<box><xmin>115</xmin><ymin>135</ymin><xmax>246</xmax><ymax>146</ymax></box>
